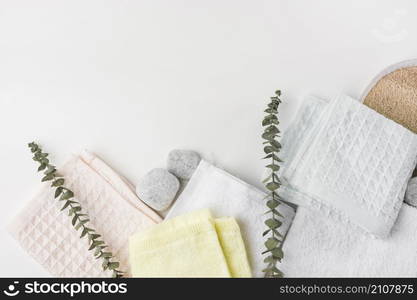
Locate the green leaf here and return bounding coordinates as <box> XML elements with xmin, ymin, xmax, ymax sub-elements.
<box><xmin>90</xmin><ymin>234</ymin><xmax>101</xmax><ymax>240</ymax></box>
<box><xmin>263</xmin><ymin>153</ymin><xmax>279</xmax><ymax>160</ymax></box>
<box><xmin>61</xmin><ymin>201</ymin><xmax>72</xmax><ymax>211</ymax></box>
<box><xmin>52</xmin><ymin>178</ymin><xmax>65</xmax><ymax>187</ymax></box>
<box><xmin>271</xmin><ymin>247</ymin><xmax>284</xmax><ymax>260</ymax></box>
<box><xmin>75</xmin><ymin>219</ymin><xmax>89</xmax><ymax>230</ymax></box>
<box><xmin>80</xmin><ymin>228</ymin><xmax>88</xmax><ymax>238</ymax></box>
<box><xmin>266</xmin><ymin>182</ymin><xmax>280</xmax><ymax>191</ymax></box>
<box><xmin>264</xmin><ymin>146</ymin><xmax>277</xmax><ymax>154</ymax></box>
<box><xmin>265</xmin><ymin>237</ymin><xmax>279</xmax><ymax>250</ymax></box>
<box><xmin>102</xmin><ymin>252</ymin><xmax>113</xmax><ymax>258</ymax></box>
<box><xmin>29</xmin><ymin>143</ymin><xmax>38</xmax><ymax>152</ymax></box>
<box><xmin>266</xmin><ymin>164</ymin><xmax>280</xmax><ymax>172</ymax></box>
<box><xmin>265</xmin><ymin>218</ymin><xmax>282</xmax><ymax>229</ymax></box>
<box><xmin>72</xmin><ymin>215</ymin><xmax>78</xmax><ymax>226</ymax></box>
<box><xmin>89</xmin><ymin>240</ymin><xmax>105</xmax><ymax>251</ymax></box>
<box><xmin>264</xmin><ymin>256</ymin><xmax>275</xmax><ymax>264</ymax></box>
<box><xmin>265</xmin><ymin>125</ymin><xmax>279</xmax><ymax>135</ymax></box>
<box><xmin>269</xmin><ymin>140</ymin><xmax>281</xmax><ymax>149</ymax></box>
<box><xmin>60</xmin><ymin>190</ymin><xmax>74</xmax><ymax>200</ymax></box>
<box><xmin>54</xmin><ymin>187</ymin><xmax>63</xmax><ymax>198</ymax></box>
<box><xmin>41</xmin><ymin>174</ymin><xmax>54</xmax><ymax>182</ymax></box>
<box><xmin>262</xmin><ymin>229</ymin><xmax>271</xmax><ymax>237</ymax></box>
<box><xmin>272</xmin><ymin>229</ymin><xmax>283</xmax><ymax>238</ymax></box>
<box><xmin>89</xmin><ymin>242</ymin><xmax>97</xmax><ymax>251</ymax></box>
<box><xmin>38</xmin><ymin>164</ymin><xmax>47</xmax><ymax>171</ymax></box>
<box><xmin>264</xmin><ymin>108</ymin><xmax>277</xmax><ymax>114</ymax></box>
<box><xmin>266</xmin><ymin>199</ymin><xmax>280</xmax><ymax>209</ymax></box>
<box><xmin>108</xmin><ymin>262</ymin><xmax>119</xmax><ymax>270</ymax></box>
<box><xmin>262</xmin><ymin>132</ymin><xmax>275</xmax><ymax>141</ymax></box>
<box><xmin>102</xmin><ymin>259</ymin><xmax>109</xmax><ymax>270</ymax></box>
<box><xmin>45</xmin><ymin>167</ymin><xmax>56</xmax><ymax>175</ymax></box>
<box><xmin>94</xmin><ymin>247</ymin><xmax>102</xmax><ymax>256</ymax></box>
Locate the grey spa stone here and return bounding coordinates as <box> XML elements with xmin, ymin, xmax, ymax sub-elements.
<box><xmin>405</xmin><ymin>177</ymin><xmax>417</xmax><ymax>207</ymax></box>
<box><xmin>167</xmin><ymin>149</ymin><xmax>201</xmax><ymax>180</ymax></box>
<box><xmin>136</xmin><ymin>168</ymin><xmax>180</xmax><ymax>211</ymax></box>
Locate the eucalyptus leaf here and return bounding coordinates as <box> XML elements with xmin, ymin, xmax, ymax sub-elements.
<box><xmin>41</xmin><ymin>174</ymin><xmax>54</xmax><ymax>182</ymax></box>
<box><xmin>264</xmin><ymin>146</ymin><xmax>276</xmax><ymax>154</ymax></box>
<box><xmin>94</xmin><ymin>247</ymin><xmax>102</xmax><ymax>256</ymax></box>
<box><xmin>271</xmin><ymin>247</ymin><xmax>284</xmax><ymax>260</ymax></box>
<box><xmin>266</xmin><ymin>199</ymin><xmax>280</xmax><ymax>209</ymax></box>
<box><xmin>72</xmin><ymin>215</ymin><xmax>78</xmax><ymax>226</ymax></box>
<box><xmin>265</xmin><ymin>218</ymin><xmax>281</xmax><ymax>229</ymax></box>
<box><xmin>80</xmin><ymin>228</ymin><xmax>88</xmax><ymax>238</ymax></box>
<box><xmin>45</xmin><ymin>167</ymin><xmax>56</xmax><ymax>175</ymax></box>
<box><xmin>262</xmin><ymin>132</ymin><xmax>275</xmax><ymax>141</ymax></box>
<box><xmin>52</xmin><ymin>178</ymin><xmax>65</xmax><ymax>187</ymax></box>
<box><xmin>102</xmin><ymin>259</ymin><xmax>109</xmax><ymax>270</ymax></box>
<box><xmin>60</xmin><ymin>190</ymin><xmax>74</xmax><ymax>200</ymax></box>
<box><xmin>102</xmin><ymin>252</ymin><xmax>113</xmax><ymax>258</ymax></box>
<box><xmin>262</xmin><ymin>229</ymin><xmax>271</xmax><ymax>237</ymax></box>
<box><xmin>266</xmin><ymin>182</ymin><xmax>279</xmax><ymax>191</ymax></box>
<box><xmin>61</xmin><ymin>201</ymin><xmax>72</xmax><ymax>211</ymax></box>
<box><xmin>90</xmin><ymin>234</ymin><xmax>101</xmax><ymax>240</ymax></box>
<box><xmin>108</xmin><ymin>262</ymin><xmax>120</xmax><ymax>270</ymax></box>
<box><xmin>264</xmin><ymin>256</ymin><xmax>273</xmax><ymax>264</ymax></box>
<box><xmin>266</xmin><ymin>164</ymin><xmax>280</xmax><ymax>172</ymax></box>
<box><xmin>54</xmin><ymin>187</ymin><xmax>63</xmax><ymax>198</ymax></box>
<box><xmin>38</xmin><ymin>164</ymin><xmax>47</xmax><ymax>171</ymax></box>
<box><xmin>265</xmin><ymin>237</ymin><xmax>279</xmax><ymax>250</ymax></box>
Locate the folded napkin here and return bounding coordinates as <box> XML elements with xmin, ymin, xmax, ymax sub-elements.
<box><xmin>166</xmin><ymin>160</ymin><xmax>296</xmax><ymax>277</ymax></box>
<box><xmin>129</xmin><ymin>209</ymin><xmax>251</xmax><ymax>278</ymax></box>
<box><xmin>8</xmin><ymin>151</ymin><xmax>162</xmax><ymax>277</ymax></box>
<box><xmin>280</xmin><ymin>94</ymin><xmax>417</xmax><ymax>237</ymax></box>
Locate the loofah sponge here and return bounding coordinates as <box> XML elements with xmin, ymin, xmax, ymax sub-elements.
<box><xmin>363</xmin><ymin>63</ymin><xmax>417</xmax><ymax>133</ymax></box>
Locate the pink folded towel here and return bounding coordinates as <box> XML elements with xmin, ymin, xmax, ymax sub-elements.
<box><xmin>8</xmin><ymin>150</ymin><xmax>162</xmax><ymax>277</ymax></box>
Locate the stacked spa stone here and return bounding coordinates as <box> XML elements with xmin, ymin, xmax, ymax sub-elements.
<box><xmin>136</xmin><ymin>150</ymin><xmax>201</xmax><ymax>211</ymax></box>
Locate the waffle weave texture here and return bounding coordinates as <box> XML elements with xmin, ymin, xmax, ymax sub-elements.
<box><xmin>8</xmin><ymin>151</ymin><xmax>162</xmax><ymax>277</ymax></box>
<box><xmin>281</xmin><ymin>95</ymin><xmax>417</xmax><ymax>237</ymax></box>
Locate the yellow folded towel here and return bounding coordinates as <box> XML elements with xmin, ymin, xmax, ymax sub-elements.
<box><xmin>129</xmin><ymin>209</ymin><xmax>251</xmax><ymax>278</ymax></box>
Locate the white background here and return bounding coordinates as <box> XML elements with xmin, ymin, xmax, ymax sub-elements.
<box><xmin>1</xmin><ymin>0</ymin><xmax>417</xmax><ymax>277</ymax></box>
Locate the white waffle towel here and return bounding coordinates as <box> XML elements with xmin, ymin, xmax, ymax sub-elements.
<box><xmin>281</xmin><ymin>94</ymin><xmax>417</xmax><ymax>237</ymax></box>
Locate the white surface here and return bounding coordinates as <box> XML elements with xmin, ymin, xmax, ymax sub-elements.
<box><xmin>1</xmin><ymin>0</ymin><xmax>417</xmax><ymax>277</ymax></box>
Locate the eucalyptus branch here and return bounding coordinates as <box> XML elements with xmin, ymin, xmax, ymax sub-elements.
<box><xmin>28</xmin><ymin>142</ymin><xmax>124</xmax><ymax>278</ymax></box>
<box><xmin>261</xmin><ymin>90</ymin><xmax>284</xmax><ymax>278</ymax></box>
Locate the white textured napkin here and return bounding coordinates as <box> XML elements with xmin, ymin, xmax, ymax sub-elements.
<box><xmin>166</xmin><ymin>160</ymin><xmax>296</xmax><ymax>278</ymax></box>
<box><xmin>8</xmin><ymin>151</ymin><xmax>162</xmax><ymax>277</ymax></box>
<box><xmin>281</xmin><ymin>94</ymin><xmax>417</xmax><ymax>237</ymax></box>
